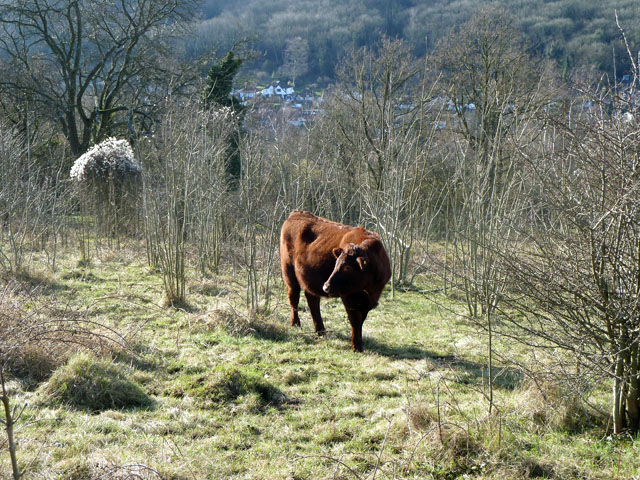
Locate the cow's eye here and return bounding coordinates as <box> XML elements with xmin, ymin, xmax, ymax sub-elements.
<box><xmin>343</xmin><ymin>265</ymin><xmax>353</xmax><ymax>272</ymax></box>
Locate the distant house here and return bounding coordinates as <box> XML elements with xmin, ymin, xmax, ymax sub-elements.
<box><xmin>261</xmin><ymin>82</ymin><xmax>294</xmax><ymax>99</ymax></box>
<box><xmin>235</xmin><ymin>87</ymin><xmax>258</xmax><ymax>102</ymax></box>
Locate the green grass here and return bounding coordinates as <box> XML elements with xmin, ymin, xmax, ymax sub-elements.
<box><xmin>1</xmin><ymin>244</ymin><xmax>639</xmax><ymax>479</ymax></box>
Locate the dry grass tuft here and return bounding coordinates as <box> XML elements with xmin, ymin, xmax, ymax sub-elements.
<box><xmin>439</xmin><ymin>424</ymin><xmax>483</xmax><ymax>458</ymax></box>
<box><xmin>490</xmin><ymin>459</ymin><xmax>557</xmax><ymax>480</ymax></box>
<box><xmin>282</xmin><ymin>368</ymin><xmax>316</xmax><ymax>386</ymax></box>
<box><xmin>179</xmin><ymin>366</ymin><xmax>286</xmax><ymax>410</ymax></box>
<box><xmin>55</xmin><ymin>459</ymin><xmax>171</xmax><ymax>480</ymax></box>
<box><xmin>0</xmin><ymin>283</ymin><xmax>127</xmax><ymax>387</ymax></box>
<box><xmin>190</xmin><ymin>308</ymin><xmax>289</xmax><ymax>341</ymax></box>
<box><xmin>92</xmin><ymin>463</ymin><xmax>172</xmax><ymax>480</ymax></box>
<box><xmin>192</xmin><ymin>308</ymin><xmax>253</xmax><ymax>335</ymax></box>
<box><xmin>516</xmin><ymin>376</ymin><xmax>605</xmax><ymax>433</ymax></box>
<box><xmin>405</xmin><ymin>401</ymin><xmax>437</xmax><ymax>431</ymax></box>
<box><xmin>2</xmin><ymin>269</ymin><xmax>57</xmax><ymax>291</ymax></box>
<box><xmin>3</xmin><ymin>342</ymin><xmax>69</xmax><ymax>388</ymax></box>
<box><xmin>402</xmin><ymin>400</ymin><xmax>486</xmax><ymax>476</ymax></box>
<box><xmin>418</xmin><ymin>423</ymin><xmax>485</xmax><ymax>477</ymax></box>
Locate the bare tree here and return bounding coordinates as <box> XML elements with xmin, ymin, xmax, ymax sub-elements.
<box><xmin>140</xmin><ymin>101</ymin><xmax>232</xmax><ymax>306</ymax></box>
<box><xmin>500</xmin><ymin>76</ymin><xmax>640</xmax><ymax>434</ymax></box>
<box><xmin>0</xmin><ymin>0</ymin><xmax>197</xmax><ymax>155</ymax></box>
<box><xmin>236</xmin><ymin>131</ymin><xmax>286</xmax><ymax>313</ymax></box>
<box><xmin>272</xmin><ymin>121</ymin><xmax>333</xmax><ymax>216</ymax></box>
<box><xmin>329</xmin><ymin>37</ymin><xmax>446</xmax><ymax>294</ymax></box>
<box><xmin>0</xmin><ymin>121</ymin><xmax>68</xmax><ymax>274</ymax></box>
<box><xmin>436</xmin><ymin>9</ymin><xmax>558</xmax><ymax>412</ymax></box>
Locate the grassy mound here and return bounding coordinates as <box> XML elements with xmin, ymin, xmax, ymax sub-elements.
<box><xmin>39</xmin><ymin>353</ymin><xmax>152</xmax><ymax>412</ymax></box>
<box><xmin>176</xmin><ymin>366</ymin><xmax>285</xmax><ymax>409</ymax></box>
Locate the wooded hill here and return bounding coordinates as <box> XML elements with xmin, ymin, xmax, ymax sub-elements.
<box><xmin>192</xmin><ymin>0</ymin><xmax>640</xmax><ymax>83</ymax></box>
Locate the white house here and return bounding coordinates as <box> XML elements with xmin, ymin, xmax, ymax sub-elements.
<box><xmin>261</xmin><ymin>82</ymin><xmax>294</xmax><ymax>99</ymax></box>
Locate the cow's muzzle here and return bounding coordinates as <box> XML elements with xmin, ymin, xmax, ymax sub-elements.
<box><xmin>323</xmin><ymin>281</ymin><xmax>338</xmax><ymax>296</ymax></box>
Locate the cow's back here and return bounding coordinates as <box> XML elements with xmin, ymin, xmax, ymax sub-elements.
<box><xmin>280</xmin><ymin>211</ymin><xmax>368</xmax><ymax>296</ymax></box>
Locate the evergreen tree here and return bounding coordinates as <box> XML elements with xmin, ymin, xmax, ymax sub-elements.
<box><xmin>201</xmin><ymin>51</ymin><xmax>244</xmax><ymax>183</ymax></box>
<box><xmin>202</xmin><ymin>51</ymin><xmax>244</xmax><ymax>109</ymax></box>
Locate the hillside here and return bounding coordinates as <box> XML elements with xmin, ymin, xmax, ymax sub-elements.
<box><xmin>191</xmin><ymin>0</ymin><xmax>640</xmax><ymax>83</ymax></box>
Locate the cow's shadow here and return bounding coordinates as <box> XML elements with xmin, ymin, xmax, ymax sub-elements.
<box><xmin>362</xmin><ymin>336</ymin><xmax>435</xmax><ymax>360</ymax></box>
<box><xmin>359</xmin><ymin>336</ymin><xmax>523</xmax><ymax>391</ymax></box>
<box><xmin>286</xmin><ymin>319</ymin><xmax>523</xmax><ymax>391</ymax></box>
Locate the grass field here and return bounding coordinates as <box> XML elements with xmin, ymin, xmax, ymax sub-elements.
<box><xmin>1</xmin><ymin>245</ymin><xmax>639</xmax><ymax>479</ymax></box>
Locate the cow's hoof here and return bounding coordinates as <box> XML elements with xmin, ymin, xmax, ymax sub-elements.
<box><xmin>316</xmin><ymin>329</ymin><xmax>326</xmax><ymax>336</ymax></box>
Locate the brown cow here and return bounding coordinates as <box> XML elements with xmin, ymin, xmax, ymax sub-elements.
<box><xmin>280</xmin><ymin>210</ymin><xmax>391</xmax><ymax>352</ymax></box>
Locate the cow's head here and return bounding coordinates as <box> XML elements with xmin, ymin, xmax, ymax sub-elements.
<box><xmin>322</xmin><ymin>243</ymin><xmax>369</xmax><ymax>297</ymax></box>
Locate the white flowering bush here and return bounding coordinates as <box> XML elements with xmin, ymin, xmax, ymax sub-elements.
<box><xmin>70</xmin><ymin>137</ymin><xmax>141</xmax><ymax>183</ymax></box>
<box><xmin>70</xmin><ymin>138</ymin><xmax>143</xmax><ymax>244</ymax></box>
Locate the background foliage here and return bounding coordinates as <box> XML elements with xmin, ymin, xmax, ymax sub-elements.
<box><xmin>193</xmin><ymin>0</ymin><xmax>640</xmax><ymax>84</ymax></box>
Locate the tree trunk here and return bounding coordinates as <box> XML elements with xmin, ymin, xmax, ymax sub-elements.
<box><xmin>1</xmin><ymin>368</ymin><xmax>20</xmax><ymax>480</ymax></box>
<box><xmin>627</xmin><ymin>342</ymin><xmax>639</xmax><ymax>435</ymax></box>
<box><xmin>487</xmin><ymin>303</ymin><xmax>494</xmax><ymax>414</ymax></box>
<box><xmin>613</xmin><ymin>352</ymin><xmax>626</xmax><ymax>434</ymax></box>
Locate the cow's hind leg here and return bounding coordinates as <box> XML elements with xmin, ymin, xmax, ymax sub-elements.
<box><xmin>283</xmin><ymin>264</ymin><xmax>301</xmax><ymax>327</ymax></box>
<box><xmin>304</xmin><ymin>291</ymin><xmax>326</xmax><ymax>335</ymax></box>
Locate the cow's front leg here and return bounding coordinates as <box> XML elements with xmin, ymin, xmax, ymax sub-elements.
<box><xmin>345</xmin><ymin>308</ymin><xmax>368</xmax><ymax>352</ymax></box>
<box><xmin>305</xmin><ymin>291</ymin><xmax>326</xmax><ymax>335</ymax></box>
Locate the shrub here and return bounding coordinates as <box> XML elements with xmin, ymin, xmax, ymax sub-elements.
<box><xmin>70</xmin><ymin>138</ymin><xmax>141</xmax><ymax>182</ymax></box>
<box><xmin>40</xmin><ymin>353</ymin><xmax>152</xmax><ymax>412</ymax></box>
<box><xmin>70</xmin><ymin>137</ymin><xmax>143</xmax><ymax>243</ymax></box>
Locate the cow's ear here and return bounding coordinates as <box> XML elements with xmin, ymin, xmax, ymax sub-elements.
<box><xmin>356</xmin><ymin>256</ymin><xmax>367</xmax><ymax>270</ymax></box>
<box><xmin>332</xmin><ymin>247</ymin><xmax>342</xmax><ymax>259</ymax></box>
